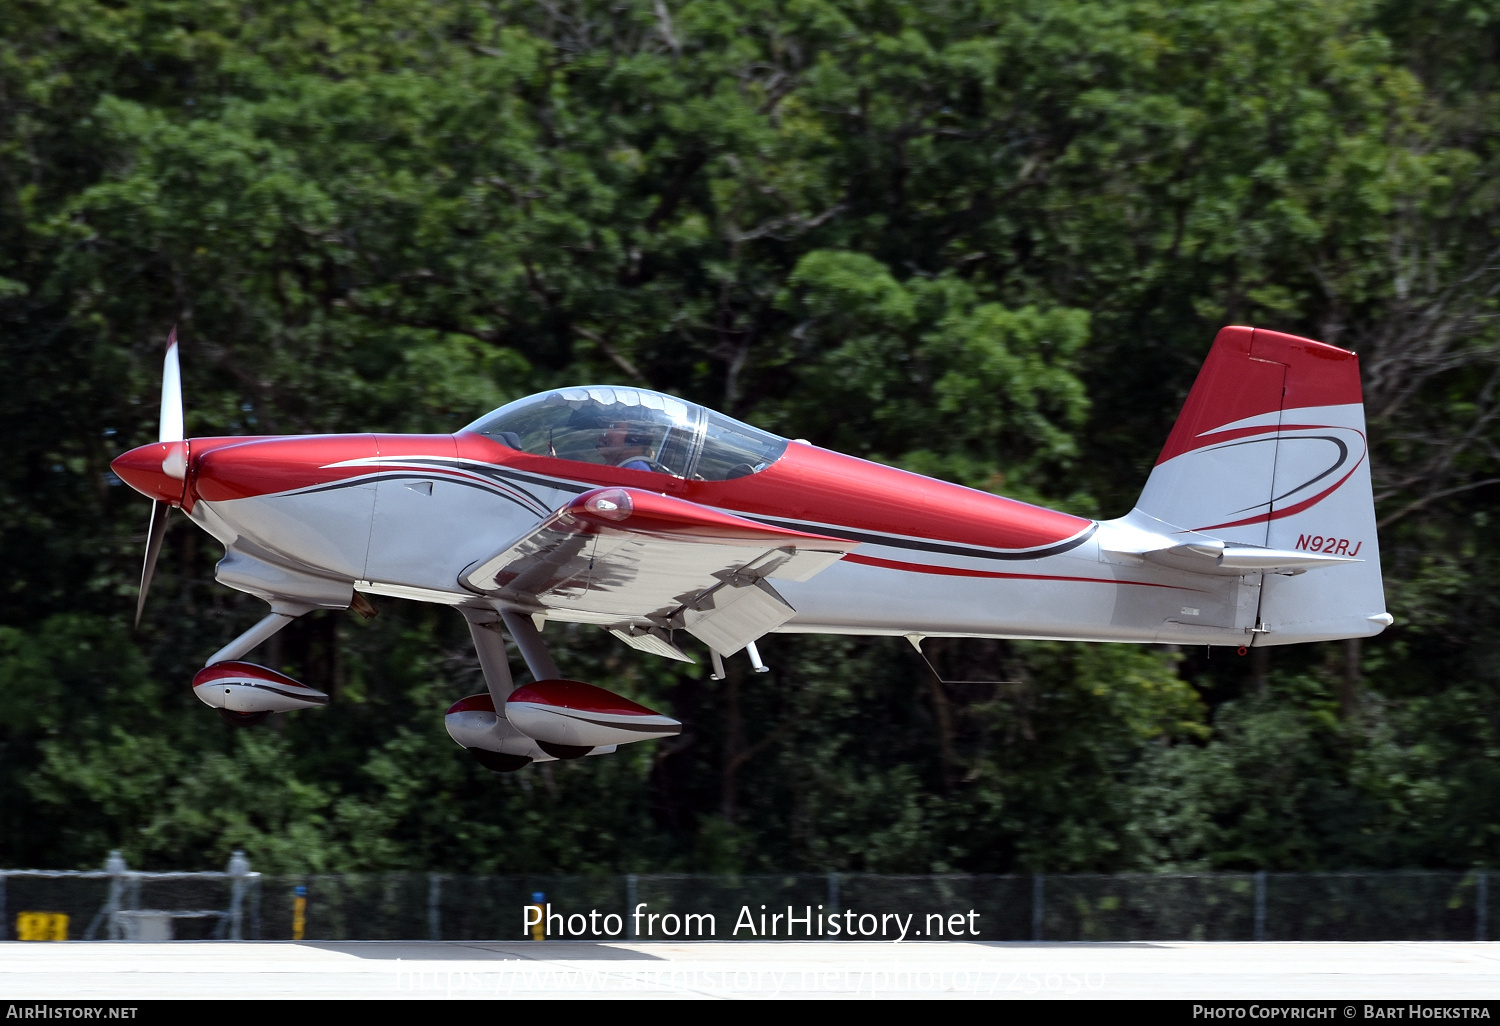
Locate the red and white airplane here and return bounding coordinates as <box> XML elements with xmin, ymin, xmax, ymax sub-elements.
<box><xmin>112</xmin><ymin>326</ymin><xmax>1390</xmax><ymax>771</ymax></box>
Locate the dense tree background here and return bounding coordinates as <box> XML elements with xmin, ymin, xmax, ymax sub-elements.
<box><xmin>3</xmin><ymin>0</ymin><xmax>1500</xmax><ymax>873</ymax></box>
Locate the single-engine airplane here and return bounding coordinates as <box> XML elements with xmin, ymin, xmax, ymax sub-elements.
<box><xmin>112</xmin><ymin>325</ymin><xmax>1390</xmax><ymax>771</ymax></box>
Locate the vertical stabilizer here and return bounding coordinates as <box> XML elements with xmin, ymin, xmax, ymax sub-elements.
<box><xmin>1133</xmin><ymin>326</ymin><xmax>1389</xmax><ymax>645</ymax></box>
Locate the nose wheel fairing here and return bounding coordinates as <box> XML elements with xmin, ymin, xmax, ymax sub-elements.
<box><xmin>192</xmin><ymin>661</ymin><xmax>329</xmax><ymax>721</ymax></box>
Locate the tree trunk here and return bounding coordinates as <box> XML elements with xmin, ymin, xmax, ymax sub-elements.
<box><xmin>1336</xmin><ymin>637</ymin><xmax>1361</xmax><ymax>719</ymax></box>
<box><xmin>720</xmin><ymin>660</ymin><xmax>746</xmax><ymax>822</ymax></box>
<box><xmin>1251</xmin><ymin>645</ymin><xmax>1270</xmax><ymax>697</ymax></box>
<box><xmin>926</xmin><ymin>667</ymin><xmax>957</xmax><ymax>791</ymax></box>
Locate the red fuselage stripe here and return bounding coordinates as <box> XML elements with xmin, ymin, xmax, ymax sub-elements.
<box><xmin>841</xmin><ymin>552</ymin><xmax>1197</xmax><ymax>590</ymax></box>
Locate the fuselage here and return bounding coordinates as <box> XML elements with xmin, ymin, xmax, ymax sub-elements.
<box><xmin>114</xmin><ymin>426</ymin><xmax>1255</xmax><ymax>647</ymax></box>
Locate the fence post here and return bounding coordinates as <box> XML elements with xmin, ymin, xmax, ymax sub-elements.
<box><xmin>1031</xmin><ymin>873</ymin><xmax>1044</xmax><ymax>941</ymax></box>
<box><xmin>625</xmin><ymin>874</ymin><xmax>638</xmax><ymax>939</ymax></box>
<box><xmin>826</xmin><ymin>873</ymin><xmax>839</xmax><ymax>913</ymax></box>
<box><xmin>428</xmin><ymin>874</ymin><xmax>443</xmax><ymax>941</ymax></box>
<box><xmin>250</xmin><ymin>874</ymin><xmax>262</xmax><ymax>940</ymax></box>
<box><xmin>1477</xmin><ymin>872</ymin><xmax>1488</xmax><ymax>942</ymax></box>
<box><xmin>227</xmin><ymin>850</ymin><xmax>250</xmax><ymax>940</ymax></box>
<box><xmin>1253</xmin><ymin>871</ymin><xmax>1267</xmax><ymax>941</ymax></box>
<box><xmin>292</xmin><ymin>885</ymin><xmax>307</xmax><ymax>941</ymax></box>
<box><xmin>104</xmin><ymin>850</ymin><xmax>127</xmax><ymax>940</ymax></box>
<box><xmin>0</xmin><ymin>872</ymin><xmax>6</xmax><ymax>942</ymax></box>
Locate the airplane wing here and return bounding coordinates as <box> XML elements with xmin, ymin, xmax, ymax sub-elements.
<box><xmin>460</xmin><ymin>487</ymin><xmax>855</xmax><ymax>660</ymax></box>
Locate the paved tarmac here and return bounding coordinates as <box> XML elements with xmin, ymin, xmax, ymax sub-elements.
<box><xmin>2</xmin><ymin>940</ymin><xmax>1500</xmax><ymax>999</ymax></box>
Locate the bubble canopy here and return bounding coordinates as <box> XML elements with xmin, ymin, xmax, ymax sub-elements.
<box><xmin>465</xmin><ymin>386</ymin><xmax>789</xmax><ymax>481</ymax></box>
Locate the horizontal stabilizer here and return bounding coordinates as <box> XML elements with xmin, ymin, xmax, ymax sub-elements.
<box><xmin>1141</xmin><ymin>540</ymin><xmax>1357</xmax><ymax>576</ymax></box>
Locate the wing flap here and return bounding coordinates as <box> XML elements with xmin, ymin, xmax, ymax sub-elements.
<box><xmin>678</xmin><ymin>577</ymin><xmax>797</xmax><ymax>656</ymax></box>
<box><xmin>608</xmin><ymin>623</ymin><xmax>697</xmax><ymax>663</ymax></box>
<box><xmin>463</xmin><ymin>487</ymin><xmax>856</xmax><ymax>649</ymax></box>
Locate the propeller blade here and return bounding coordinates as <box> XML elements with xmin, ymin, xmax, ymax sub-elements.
<box><xmin>135</xmin><ymin>500</ymin><xmax>170</xmax><ymax>629</ymax></box>
<box><xmin>159</xmin><ymin>326</ymin><xmax>183</xmax><ymax>443</ymax></box>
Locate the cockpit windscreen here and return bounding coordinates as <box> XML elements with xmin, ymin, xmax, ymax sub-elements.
<box><xmin>466</xmin><ymin>387</ymin><xmax>788</xmax><ymax>481</ymax></box>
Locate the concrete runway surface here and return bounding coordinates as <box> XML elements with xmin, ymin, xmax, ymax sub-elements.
<box><xmin>3</xmin><ymin>940</ymin><xmax>1500</xmax><ymax>999</ymax></box>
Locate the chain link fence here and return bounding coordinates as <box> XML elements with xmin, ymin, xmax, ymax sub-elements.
<box><xmin>1</xmin><ymin>855</ymin><xmax>1492</xmax><ymax>942</ymax></box>
<box><xmin>1</xmin><ymin>852</ymin><xmax>257</xmax><ymax>941</ymax></box>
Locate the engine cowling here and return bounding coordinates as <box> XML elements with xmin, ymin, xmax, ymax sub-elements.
<box><xmin>505</xmin><ymin>680</ymin><xmax>681</xmax><ymax>751</ymax></box>
<box><xmin>192</xmin><ymin>661</ymin><xmax>329</xmax><ymax>713</ymax></box>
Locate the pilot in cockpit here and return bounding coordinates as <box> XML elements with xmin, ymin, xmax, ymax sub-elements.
<box><xmin>596</xmin><ymin>420</ymin><xmax>657</xmax><ymax>472</ymax></box>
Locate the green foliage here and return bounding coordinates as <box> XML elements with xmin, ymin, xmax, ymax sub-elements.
<box><xmin>0</xmin><ymin>0</ymin><xmax>1499</xmax><ymax>874</ymax></box>
<box><xmin>778</xmin><ymin>251</ymin><xmax>1091</xmax><ymax>499</ymax></box>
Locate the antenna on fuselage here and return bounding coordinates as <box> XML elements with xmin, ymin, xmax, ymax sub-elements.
<box><xmin>904</xmin><ymin>634</ymin><xmax>1019</xmax><ymax>685</ymax></box>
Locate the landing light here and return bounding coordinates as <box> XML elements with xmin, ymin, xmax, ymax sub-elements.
<box><xmin>584</xmin><ymin>489</ymin><xmax>633</xmax><ymax>521</ymax></box>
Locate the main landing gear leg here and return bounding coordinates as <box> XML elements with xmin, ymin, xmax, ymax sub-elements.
<box><xmin>500</xmin><ymin>610</ymin><xmax>561</xmax><ymax>682</ymax></box>
<box><xmin>459</xmin><ymin>608</ymin><xmax>515</xmax><ymax>707</ymax></box>
<box><xmin>495</xmin><ymin>610</ymin><xmax>588</xmax><ymax>762</ymax></box>
<box><xmin>453</xmin><ymin>608</ymin><xmax>532</xmax><ymax>772</ymax></box>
